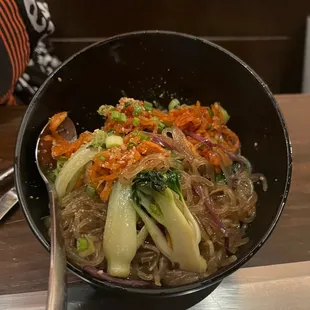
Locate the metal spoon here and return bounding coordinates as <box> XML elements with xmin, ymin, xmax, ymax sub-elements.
<box><xmin>35</xmin><ymin>117</ymin><xmax>77</xmax><ymax>310</ymax></box>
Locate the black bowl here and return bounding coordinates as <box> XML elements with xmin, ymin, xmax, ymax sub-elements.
<box><xmin>14</xmin><ymin>31</ymin><xmax>292</xmax><ymax>299</ymax></box>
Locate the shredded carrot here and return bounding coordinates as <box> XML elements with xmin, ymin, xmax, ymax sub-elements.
<box><xmin>100</xmin><ymin>181</ymin><xmax>113</xmax><ymax>201</ymax></box>
<box><xmin>49</xmin><ymin>112</ymin><xmax>68</xmax><ymax>134</ymax></box>
<box><xmin>52</xmin><ymin>131</ymin><xmax>92</xmax><ymax>158</ymax></box>
<box><xmin>136</xmin><ymin>141</ymin><xmax>166</xmax><ymax>155</ymax></box>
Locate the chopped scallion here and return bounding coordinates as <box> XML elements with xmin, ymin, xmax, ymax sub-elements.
<box><xmin>119</xmin><ymin>113</ymin><xmax>127</xmax><ymax>123</ymax></box>
<box><xmin>77</xmin><ymin>237</ymin><xmax>88</xmax><ymax>252</ymax></box>
<box><xmin>168</xmin><ymin>99</ymin><xmax>180</xmax><ymax>111</ymax></box>
<box><xmin>140</xmin><ymin>133</ymin><xmax>149</xmax><ymax>141</ymax></box>
<box><xmin>127</xmin><ymin>142</ymin><xmax>137</xmax><ymax>149</ymax></box>
<box><xmin>111</xmin><ymin>111</ymin><xmax>126</xmax><ymax>122</ymax></box>
<box><xmin>98</xmin><ymin>105</ymin><xmax>114</xmax><ymax>116</ymax></box>
<box><xmin>157</xmin><ymin>120</ymin><xmax>165</xmax><ymax>132</ymax></box>
<box><xmin>151</xmin><ymin>117</ymin><xmax>165</xmax><ymax>132</ymax></box>
<box><xmin>133</xmin><ymin>117</ymin><xmax>140</xmax><ymax>126</ymax></box>
<box><xmin>111</xmin><ymin>111</ymin><xmax>121</xmax><ymax>121</ymax></box>
<box><xmin>144</xmin><ymin>101</ymin><xmax>153</xmax><ymax>112</ymax></box>
<box><xmin>207</xmin><ymin>107</ymin><xmax>214</xmax><ymax>117</ymax></box>
<box><xmin>124</xmin><ymin>101</ymin><xmax>132</xmax><ymax>108</ymax></box>
<box><xmin>86</xmin><ymin>184</ymin><xmax>97</xmax><ymax>197</ymax></box>
<box><xmin>133</xmin><ymin>104</ymin><xmax>143</xmax><ymax>115</ymax></box>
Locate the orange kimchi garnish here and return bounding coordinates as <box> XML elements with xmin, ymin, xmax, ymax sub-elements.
<box><xmin>45</xmin><ymin>111</ymin><xmax>93</xmax><ymax>159</ymax></box>
<box><xmin>46</xmin><ymin>97</ymin><xmax>241</xmax><ymax>201</ymax></box>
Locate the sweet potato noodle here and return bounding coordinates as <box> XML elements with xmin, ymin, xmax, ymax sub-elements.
<box><xmin>44</xmin><ymin>98</ymin><xmax>267</xmax><ymax>288</ymax></box>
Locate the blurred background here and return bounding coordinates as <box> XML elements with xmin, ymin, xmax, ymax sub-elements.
<box><xmin>47</xmin><ymin>0</ymin><xmax>310</xmax><ymax>94</ymax></box>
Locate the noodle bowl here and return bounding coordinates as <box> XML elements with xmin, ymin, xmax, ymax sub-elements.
<box><xmin>43</xmin><ymin>97</ymin><xmax>267</xmax><ymax>287</ymax></box>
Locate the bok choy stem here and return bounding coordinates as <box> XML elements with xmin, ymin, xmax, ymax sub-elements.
<box><xmin>55</xmin><ymin>144</ymin><xmax>98</xmax><ymax>198</ymax></box>
<box><xmin>103</xmin><ymin>181</ymin><xmax>137</xmax><ymax>278</ymax></box>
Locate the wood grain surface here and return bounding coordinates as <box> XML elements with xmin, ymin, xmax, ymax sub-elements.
<box><xmin>0</xmin><ymin>94</ymin><xmax>309</xmax><ymax>295</ymax></box>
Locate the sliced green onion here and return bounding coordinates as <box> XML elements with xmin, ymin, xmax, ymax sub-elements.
<box><xmin>207</xmin><ymin>107</ymin><xmax>214</xmax><ymax>117</ymax></box>
<box><xmin>77</xmin><ymin>235</ymin><xmax>96</xmax><ymax>258</ymax></box>
<box><xmin>168</xmin><ymin>99</ymin><xmax>180</xmax><ymax>111</ymax></box>
<box><xmin>151</xmin><ymin>117</ymin><xmax>165</xmax><ymax>132</ymax></box>
<box><xmin>77</xmin><ymin>237</ymin><xmax>88</xmax><ymax>252</ymax></box>
<box><xmin>86</xmin><ymin>184</ymin><xmax>97</xmax><ymax>197</ymax></box>
<box><xmin>106</xmin><ymin>135</ymin><xmax>124</xmax><ymax>148</ymax></box>
<box><xmin>157</xmin><ymin>121</ymin><xmax>165</xmax><ymax>132</ymax></box>
<box><xmin>119</xmin><ymin>113</ymin><xmax>127</xmax><ymax>123</ymax></box>
<box><xmin>140</xmin><ymin>133</ymin><xmax>149</xmax><ymax>141</ymax></box>
<box><xmin>111</xmin><ymin>111</ymin><xmax>126</xmax><ymax>122</ymax></box>
<box><xmin>124</xmin><ymin>101</ymin><xmax>132</xmax><ymax>108</ymax></box>
<box><xmin>98</xmin><ymin>105</ymin><xmax>114</xmax><ymax>116</ymax></box>
<box><xmin>107</xmin><ymin>129</ymin><xmax>115</xmax><ymax>135</ymax></box>
<box><xmin>133</xmin><ymin>104</ymin><xmax>143</xmax><ymax>116</ymax></box>
<box><xmin>111</xmin><ymin>111</ymin><xmax>121</xmax><ymax>121</ymax></box>
<box><xmin>133</xmin><ymin>117</ymin><xmax>140</xmax><ymax>126</ymax></box>
<box><xmin>144</xmin><ymin>101</ymin><xmax>153</xmax><ymax>112</ymax></box>
<box><xmin>127</xmin><ymin>142</ymin><xmax>137</xmax><ymax>149</ymax></box>
<box><xmin>219</xmin><ymin>106</ymin><xmax>230</xmax><ymax>124</ymax></box>
<box><xmin>99</xmin><ymin>156</ymin><xmax>105</xmax><ymax>161</ymax></box>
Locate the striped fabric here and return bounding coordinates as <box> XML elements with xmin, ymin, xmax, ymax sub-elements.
<box><xmin>0</xmin><ymin>0</ymin><xmax>30</xmax><ymax>105</ymax></box>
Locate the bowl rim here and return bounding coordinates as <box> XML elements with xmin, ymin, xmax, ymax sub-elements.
<box><xmin>14</xmin><ymin>30</ymin><xmax>293</xmax><ymax>297</ymax></box>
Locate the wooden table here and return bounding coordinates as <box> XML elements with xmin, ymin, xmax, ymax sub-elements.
<box><xmin>0</xmin><ymin>94</ymin><xmax>309</xmax><ymax>296</ymax></box>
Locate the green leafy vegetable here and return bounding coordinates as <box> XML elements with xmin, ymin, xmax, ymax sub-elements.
<box><xmin>132</xmin><ymin>170</ymin><xmax>206</xmax><ymax>272</ymax></box>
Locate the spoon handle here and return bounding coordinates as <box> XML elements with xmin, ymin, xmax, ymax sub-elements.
<box><xmin>46</xmin><ymin>188</ymin><xmax>67</xmax><ymax>310</ymax></box>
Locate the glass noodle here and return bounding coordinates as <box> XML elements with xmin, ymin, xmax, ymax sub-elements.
<box><xmin>44</xmin><ymin>98</ymin><xmax>267</xmax><ymax>287</ymax></box>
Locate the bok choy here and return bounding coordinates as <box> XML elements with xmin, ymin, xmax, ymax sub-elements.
<box><xmin>103</xmin><ymin>181</ymin><xmax>137</xmax><ymax>278</ymax></box>
<box><xmin>55</xmin><ymin>144</ymin><xmax>98</xmax><ymax>198</ymax></box>
<box><xmin>132</xmin><ymin>170</ymin><xmax>207</xmax><ymax>273</ymax></box>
